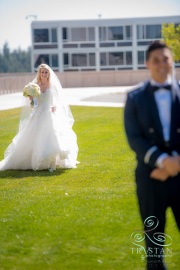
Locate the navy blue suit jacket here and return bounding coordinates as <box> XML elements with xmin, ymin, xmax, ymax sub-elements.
<box><xmin>124</xmin><ymin>80</ymin><xmax>180</xmax><ymax>179</ymax></box>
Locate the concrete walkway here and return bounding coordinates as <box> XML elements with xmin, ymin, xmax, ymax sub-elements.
<box><xmin>0</xmin><ymin>86</ymin><xmax>135</xmax><ymax>111</ymax></box>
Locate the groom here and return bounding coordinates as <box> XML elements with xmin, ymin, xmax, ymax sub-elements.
<box><xmin>124</xmin><ymin>41</ymin><xmax>180</xmax><ymax>270</ymax></box>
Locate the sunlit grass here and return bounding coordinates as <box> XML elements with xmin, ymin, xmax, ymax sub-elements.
<box><xmin>0</xmin><ymin>107</ymin><xmax>179</xmax><ymax>269</ymax></box>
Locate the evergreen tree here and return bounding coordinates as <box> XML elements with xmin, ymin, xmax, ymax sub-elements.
<box><xmin>0</xmin><ymin>42</ymin><xmax>31</xmax><ymax>73</ymax></box>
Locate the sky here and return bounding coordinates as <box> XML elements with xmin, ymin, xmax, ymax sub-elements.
<box><xmin>0</xmin><ymin>0</ymin><xmax>180</xmax><ymax>51</ymax></box>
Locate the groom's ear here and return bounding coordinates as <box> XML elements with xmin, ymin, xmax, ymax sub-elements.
<box><xmin>145</xmin><ymin>61</ymin><xmax>149</xmax><ymax>69</ymax></box>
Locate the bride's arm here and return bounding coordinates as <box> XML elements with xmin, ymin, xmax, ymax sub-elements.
<box><xmin>50</xmin><ymin>86</ymin><xmax>58</xmax><ymax>112</ymax></box>
<box><xmin>28</xmin><ymin>95</ymin><xmax>34</xmax><ymax>107</ymax></box>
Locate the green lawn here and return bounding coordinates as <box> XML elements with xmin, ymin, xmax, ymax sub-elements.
<box><xmin>0</xmin><ymin>106</ymin><xmax>179</xmax><ymax>270</ymax></box>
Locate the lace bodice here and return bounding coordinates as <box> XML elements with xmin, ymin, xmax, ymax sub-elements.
<box><xmin>35</xmin><ymin>88</ymin><xmax>55</xmax><ymax>110</ymax></box>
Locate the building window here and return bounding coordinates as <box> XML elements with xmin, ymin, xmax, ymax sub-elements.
<box><xmin>99</xmin><ymin>27</ymin><xmax>106</xmax><ymax>41</ymax></box>
<box><xmin>125</xmin><ymin>26</ymin><xmax>132</xmax><ymax>40</ymax></box>
<box><xmin>138</xmin><ymin>51</ymin><xmax>145</xmax><ymax>64</ymax></box>
<box><xmin>52</xmin><ymin>54</ymin><xmax>58</xmax><ymax>67</ymax></box>
<box><xmin>63</xmin><ymin>53</ymin><xmax>95</xmax><ymax>68</ymax></box>
<box><xmin>99</xmin><ymin>26</ymin><xmax>132</xmax><ymax>41</ymax></box>
<box><xmin>88</xmin><ymin>28</ymin><xmax>95</xmax><ymax>41</ymax></box>
<box><xmin>34</xmin><ymin>54</ymin><xmax>50</xmax><ymax>67</ymax></box>
<box><xmin>51</xmin><ymin>28</ymin><xmax>57</xmax><ymax>42</ymax></box>
<box><xmin>62</xmin><ymin>27</ymin><xmax>95</xmax><ymax>42</ymax></box>
<box><xmin>100</xmin><ymin>51</ymin><xmax>132</xmax><ymax>66</ymax></box>
<box><xmin>34</xmin><ymin>29</ymin><xmax>49</xmax><ymax>42</ymax></box>
<box><xmin>34</xmin><ymin>44</ymin><xmax>58</xmax><ymax>49</ymax></box>
<box><xmin>108</xmin><ymin>27</ymin><xmax>124</xmax><ymax>40</ymax></box>
<box><xmin>100</xmin><ymin>53</ymin><xmax>107</xmax><ymax>65</ymax></box>
<box><xmin>63</xmin><ymin>54</ymin><xmax>69</xmax><ymax>65</ymax></box>
<box><xmin>62</xmin><ymin>28</ymin><xmax>68</xmax><ymax>40</ymax></box>
<box><xmin>71</xmin><ymin>28</ymin><xmax>86</xmax><ymax>41</ymax></box>
<box><xmin>34</xmin><ymin>54</ymin><xmax>58</xmax><ymax>68</ymax></box>
<box><xmin>72</xmin><ymin>54</ymin><xmax>87</xmax><ymax>66</ymax></box>
<box><xmin>146</xmin><ymin>25</ymin><xmax>161</xmax><ymax>39</ymax></box>
<box><xmin>33</xmin><ymin>28</ymin><xmax>58</xmax><ymax>43</ymax></box>
<box><xmin>126</xmin><ymin>51</ymin><xmax>132</xmax><ymax>65</ymax></box>
<box><xmin>89</xmin><ymin>53</ymin><xmax>95</xmax><ymax>66</ymax></box>
<box><xmin>109</xmin><ymin>52</ymin><xmax>124</xmax><ymax>65</ymax></box>
<box><xmin>137</xmin><ymin>25</ymin><xmax>144</xmax><ymax>39</ymax></box>
<box><xmin>137</xmin><ymin>25</ymin><xmax>162</xmax><ymax>39</ymax></box>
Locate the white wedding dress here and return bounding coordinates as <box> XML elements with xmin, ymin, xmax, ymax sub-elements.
<box><xmin>0</xmin><ymin>87</ymin><xmax>78</xmax><ymax>171</ymax></box>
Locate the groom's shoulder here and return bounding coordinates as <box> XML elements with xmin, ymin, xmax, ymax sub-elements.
<box><xmin>127</xmin><ymin>81</ymin><xmax>149</xmax><ymax>99</ymax></box>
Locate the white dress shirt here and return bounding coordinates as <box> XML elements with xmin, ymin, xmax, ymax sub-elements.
<box><xmin>144</xmin><ymin>78</ymin><xmax>173</xmax><ymax>168</ymax></box>
<box><xmin>151</xmin><ymin>78</ymin><xmax>172</xmax><ymax>141</ymax></box>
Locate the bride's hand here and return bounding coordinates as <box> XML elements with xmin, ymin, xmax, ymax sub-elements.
<box><xmin>28</xmin><ymin>95</ymin><xmax>33</xmax><ymax>100</ymax></box>
<box><xmin>51</xmin><ymin>106</ymin><xmax>56</xmax><ymax>113</ymax></box>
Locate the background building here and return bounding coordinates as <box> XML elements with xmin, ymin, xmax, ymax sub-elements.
<box><xmin>31</xmin><ymin>16</ymin><xmax>180</xmax><ymax>73</ymax></box>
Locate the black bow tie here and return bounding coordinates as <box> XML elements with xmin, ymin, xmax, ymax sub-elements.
<box><xmin>152</xmin><ymin>84</ymin><xmax>172</xmax><ymax>92</ymax></box>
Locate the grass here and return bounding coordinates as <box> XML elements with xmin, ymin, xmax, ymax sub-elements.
<box><xmin>0</xmin><ymin>106</ymin><xmax>179</xmax><ymax>270</ymax></box>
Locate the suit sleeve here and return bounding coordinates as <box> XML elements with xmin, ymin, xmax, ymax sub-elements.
<box><xmin>124</xmin><ymin>92</ymin><xmax>165</xmax><ymax>168</ymax></box>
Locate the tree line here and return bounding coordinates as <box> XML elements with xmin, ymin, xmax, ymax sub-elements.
<box><xmin>0</xmin><ymin>42</ymin><xmax>31</xmax><ymax>73</ymax></box>
<box><xmin>0</xmin><ymin>24</ymin><xmax>179</xmax><ymax>73</ymax></box>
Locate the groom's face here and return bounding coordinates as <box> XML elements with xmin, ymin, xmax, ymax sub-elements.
<box><xmin>146</xmin><ymin>48</ymin><xmax>173</xmax><ymax>83</ymax></box>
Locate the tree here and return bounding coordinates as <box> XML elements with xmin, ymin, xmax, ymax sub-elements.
<box><xmin>0</xmin><ymin>43</ymin><xmax>31</xmax><ymax>73</ymax></box>
<box><xmin>161</xmin><ymin>23</ymin><xmax>180</xmax><ymax>62</ymax></box>
<box><xmin>0</xmin><ymin>42</ymin><xmax>10</xmax><ymax>72</ymax></box>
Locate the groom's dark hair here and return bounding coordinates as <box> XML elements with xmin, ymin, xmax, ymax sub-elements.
<box><xmin>146</xmin><ymin>40</ymin><xmax>171</xmax><ymax>61</ymax></box>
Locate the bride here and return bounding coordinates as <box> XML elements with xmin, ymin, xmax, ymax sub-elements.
<box><xmin>0</xmin><ymin>64</ymin><xmax>79</xmax><ymax>172</ymax></box>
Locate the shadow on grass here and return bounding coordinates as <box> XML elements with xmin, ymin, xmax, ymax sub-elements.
<box><xmin>0</xmin><ymin>168</ymin><xmax>68</xmax><ymax>179</ymax></box>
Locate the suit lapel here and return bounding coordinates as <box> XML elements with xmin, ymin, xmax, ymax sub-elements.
<box><xmin>170</xmin><ymin>86</ymin><xmax>180</xmax><ymax>142</ymax></box>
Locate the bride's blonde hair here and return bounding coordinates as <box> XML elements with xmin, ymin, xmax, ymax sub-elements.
<box><xmin>36</xmin><ymin>64</ymin><xmax>51</xmax><ymax>84</ymax></box>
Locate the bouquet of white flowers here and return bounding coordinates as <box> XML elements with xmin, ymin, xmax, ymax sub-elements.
<box><xmin>23</xmin><ymin>82</ymin><xmax>40</xmax><ymax>97</ymax></box>
<box><xmin>23</xmin><ymin>82</ymin><xmax>40</xmax><ymax>107</ymax></box>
